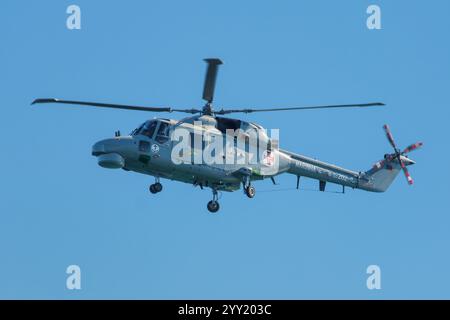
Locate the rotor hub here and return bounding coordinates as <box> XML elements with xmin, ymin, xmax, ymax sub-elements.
<box><xmin>202</xmin><ymin>103</ymin><xmax>214</xmax><ymax>116</ymax></box>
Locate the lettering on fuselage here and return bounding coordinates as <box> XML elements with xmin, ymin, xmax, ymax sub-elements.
<box><xmin>293</xmin><ymin>160</ymin><xmax>356</xmax><ymax>184</ymax></box>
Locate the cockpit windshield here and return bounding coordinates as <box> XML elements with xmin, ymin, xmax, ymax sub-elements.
<box><xmin>131</xmin><ymin>120</ymin><xmax>158</xmax><ymax>138</ymax></box>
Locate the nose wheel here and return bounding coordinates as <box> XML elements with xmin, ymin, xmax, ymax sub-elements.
<box><xmin>207</xmin><ymin>188</ymin><xmax>220</xmax><ymax>213</ymax></box>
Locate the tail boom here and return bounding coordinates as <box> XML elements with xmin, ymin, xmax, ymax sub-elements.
<box><xmin>281</xmin><ymin>150</ymin><xmax>414</xmax><ymax>193</ymax></box>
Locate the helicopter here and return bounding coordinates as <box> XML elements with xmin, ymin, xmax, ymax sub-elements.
<box><xmin>32</xmin><ymin>58</ymin><xmax>423</xmax><ymax>213</ymax></box>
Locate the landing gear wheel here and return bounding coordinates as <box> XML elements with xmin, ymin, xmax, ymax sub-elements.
<box><xmin>207</xmin><ymin>200</ymin><xmax>220</xmax><ymax>213</ymax></box>
<box><xmin>153</xmin><ymin>182</ymin><xmax>163</xmax><ymax>193</ymax></box>
<box><xmin>245</xmin><ymin>185</ymin><xmax>256</xmax><ymax>198</ymax></box>
<box><xmin>149</xmin><ymin>183</ymin><xmax>162</xmax><ymax>194</ymax></box>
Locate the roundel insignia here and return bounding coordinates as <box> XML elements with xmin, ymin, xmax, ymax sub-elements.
<box><xmin>262</xmin><ymin>150</ymin><xmax>274</xmax><ymax>166</ymax></box>
<box><xmin>151</xmin><ymin>144</ymin><xmax>160</xmax><ymax>154</ymax></box>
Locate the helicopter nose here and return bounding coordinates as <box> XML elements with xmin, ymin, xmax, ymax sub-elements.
<box><xmin>92</xmin><ymin>141</ymin><xmax>106</xmax><ymax>156</ymax></box>
<box><xmin>92</xmin><ymin>138</ymin><xmax>126</xmax><ymax>169</ymax></box>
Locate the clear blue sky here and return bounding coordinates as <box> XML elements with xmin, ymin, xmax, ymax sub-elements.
<box><xmin>1</xmin><ymin>0</ymin><xmax>449</xmax><ymax>299</ymax></box>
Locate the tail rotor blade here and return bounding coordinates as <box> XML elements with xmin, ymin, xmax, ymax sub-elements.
<box><xmin>383</xmin><ymin>124</ymin><xmax>397</xmax><ymax>149</ymax></box>
<box><xmin>399</xmin><ymin>158</ymin><xmax>414</xmax><ymax>185</ymax></box>
<box><xmin>202</xmin><ymin>58</ymin><xmax>223</xmax><ymax>103</ymax></box>
<box><xmin>402</xmin><ymin>142</ymin><xmax>423</xmax><ymax>155</ymax></box>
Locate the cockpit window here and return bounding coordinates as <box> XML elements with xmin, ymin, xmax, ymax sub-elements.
<box><xmin>141</xmin><ymin>121</ymin><xmax>158</xmax><ymax>138</ymax></box>
<box><xmin>133</xmin><ymin>120</ymin><xmax>158</xmax><ymax>138</ymax></box>
<box><xmin>155</xmin><ymin>122</ymin><xmax>170</xmax><ymax>143</ymax></box>
<box><xmin>131</xmin><ymin>123</ymin><xmax>144</xmax><ymax>136</ymax></box>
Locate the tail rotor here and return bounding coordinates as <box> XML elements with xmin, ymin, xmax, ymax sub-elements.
<box><xmin>372</xmin><ymin>124</ymin><xmax>423</xmax><ymax>185</ymax></box>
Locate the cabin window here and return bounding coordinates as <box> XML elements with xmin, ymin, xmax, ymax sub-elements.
<box><xmin>215</xmin><ymin>117</ymin><xmax>241</xmax><ymax>134</ymax></box>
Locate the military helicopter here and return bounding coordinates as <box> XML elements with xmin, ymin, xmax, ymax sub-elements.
<box><xmin>32</xmin><ymin>58</ymin><xmax>422</xmax><ymax>213</ymax></box>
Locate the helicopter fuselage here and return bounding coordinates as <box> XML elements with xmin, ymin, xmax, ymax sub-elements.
<box><xmin>91</xmin><ymin>115</ymin><xmax>415</xmax><ymax>194</ymax></box>
<box><xmin>92</xmin><ymin>115</ymin><xmax>292</xmax><ymax>192</ymax></box>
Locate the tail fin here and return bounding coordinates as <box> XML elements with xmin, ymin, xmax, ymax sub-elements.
<box><xmin>361</xmin><ymin>156</ymin><xmax>415</xmax><ymax>192</ymax></box>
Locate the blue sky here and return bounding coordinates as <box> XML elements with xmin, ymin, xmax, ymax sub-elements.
<box><xmin>1</xmin><ymin>0</ymin><xmax>449</xmax><ymax>299</ymax></box>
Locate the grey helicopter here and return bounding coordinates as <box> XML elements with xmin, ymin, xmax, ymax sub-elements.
<box><xmin>32</xmin><ymin>58</ymin><xmax>422</xmax><ymax>213</ymax></box>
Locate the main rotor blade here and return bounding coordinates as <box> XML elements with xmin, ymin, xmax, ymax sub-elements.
<box><xmin>202</xmin><ymin>58</ymin><xmax>223</xmax><ymax>103</ymax></box>
<box><xmin>215</xmin><ymin>102</ymin><xmax>385</xmax><ymax>115</ymax></box>
<box><xmin>402</xmin><ymin>142</ymin><xmax>423</xmax><ymax>155</ymax></box>
<box><xmin>383</xmin><ymin>124</ymin><xmax>397</xmax><ymax>150</ymax></box>
<box><xmin>31</xmin><ymin>98</ymin><xmax>201</xmax><ymax>114</ymax></box>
